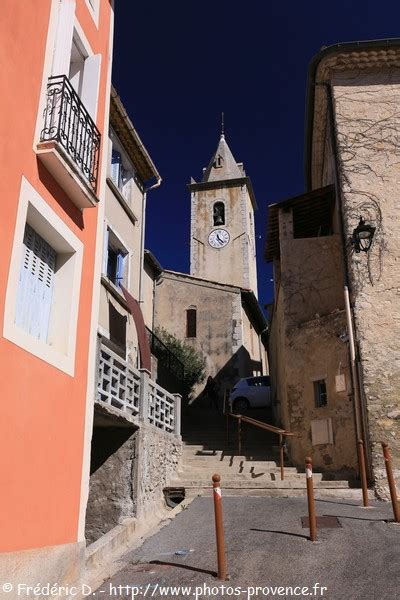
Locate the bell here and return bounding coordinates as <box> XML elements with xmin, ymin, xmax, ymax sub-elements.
<box><xmin>214</xmin><ymin>215</ymin><xmax>224</xmax><ymax>226</ymax></box>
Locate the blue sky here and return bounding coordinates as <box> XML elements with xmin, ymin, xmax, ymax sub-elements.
<box><xmin>112</xmin><ymin>0</ymin><xmax>399</xmax><ymax>309</ymax></box>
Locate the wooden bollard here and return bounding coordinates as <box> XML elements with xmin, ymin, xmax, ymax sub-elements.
<box><xmin>305</xmin><ymin>457</ymin><xmax>317</xmax><ymax>541</ymax></box>
<box><xmin>357</xmin><ymin>439</ymin><xmax>369</xmax><ymax>507</ymax></box>
<box><xmin>382</xmin><ymin>442</ymin><xmax>400</xmax><ymax>523</ymax></box>
<box><xmin>212</xmin><ymin>474</ymin><xmax>227</xmax><ymax>580</ymax></box>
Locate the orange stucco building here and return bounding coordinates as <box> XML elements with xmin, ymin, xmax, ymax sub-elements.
<box><xmin>0</xmin><ymin>0</ymin><xmax>114</xmax><ymax>585</ymax></box>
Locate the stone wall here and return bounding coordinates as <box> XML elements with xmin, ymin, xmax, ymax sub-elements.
<box><xmin>135</xmin><ymin>423</ymin><xmax>182</xmax><ymax>515</ymax></box>
<box><xmin>85</xmin><ymin>425</ymin><xmax>137</xmax><ymax>545</ymax></box>
<box><xmin>268</xmin><ymin>209</ymin><xmax>357</xmax><ymax>473</ymax></box>
<box><xmin>332</xmin><ymin>68</ymin><xmax>400</xmax><ymax>490</ymax></box>
<box><xmin>85</xmin><ymin>411</ymin><xmax>182</xmax><ymax>545</ymax></box>
<box><xmin>285</xmin><ymin>311</ymin><xmax>357</xmax><ymax>473</ymax></box>
<box><xmin>154</xmin><ymin>271</ymin><xmax>243</xmax><ymax>400</ymax></box>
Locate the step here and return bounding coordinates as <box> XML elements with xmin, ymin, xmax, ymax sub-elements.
<box><xmin>177</xmin><ymin>470</ymin><xmax>321</xmax><ymax>481</ymax></box>
<box><xmin>169</xmin><ymin>479</ymin><xmax>355</xmax><ymax>489</ymax></box>
<box><xmin>182</xmin><ymin>458</ymin><xmax>284</xmax><ymax>468</ymax></box>
<box><xmin>182</xmin><ymin>487</ymin><xmax>375</xmax><ymax>500</ymax></box>
<box><xmin>178</xmin><ymin>466</ymin><xmax>301</xmax><ymax>476</ymax></box>
<box><xmin>182</xmin><ymin>448</ymin><xmax>278</xmax><ymax>459</ymax></box>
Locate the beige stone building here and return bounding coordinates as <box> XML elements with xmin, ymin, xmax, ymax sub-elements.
<box><xmin>154</xmin><ymin>270</ymin><xmax>267</xmax><ymax>401</ymax></box>
<box><xmin>266</xmin><ymin>39</ymin><xmax>400</xmax><ymax>493</ymax></box>
<box><xmin>85</xmin><ymin>89</ymin><xmax>182</xmax><ymax>547</ymax></box>
<box><xmin>152</xmin><ymin>133</ymin><xmax>268</xmax><ymax>404</ymax></box>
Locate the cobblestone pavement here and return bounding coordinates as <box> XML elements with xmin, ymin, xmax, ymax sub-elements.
<box><xmin>94</xmin><ymin>496</ymin><xmax>399</xmax><ymax>600</ymax></box>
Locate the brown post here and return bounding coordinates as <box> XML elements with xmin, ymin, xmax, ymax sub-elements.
<box><xmin>382</xmin><ymin>442</ymin><xmax>400</xmax><ymax>523</ymax></box>
<box><xmin>357</xmin><ymin>439</ymin><xmax>369</xmax><ymax>507</ymax></box>
<box><xmin>212</xmin><ymin>474</ymin><xmax>227</xmax><ymax>580</ymax></box>
<box><xmin>279</xmin><ymin>434</ymin><xmax>284</xmax><ymax>481</ymax></box>
<box><xmin>305</xmin><ymin>457</ymin><xmax>317</xmax><ymax>541</ymax></box>
<box><xmin>238</xmin><ymin>418</ymin><xmax>242</xmax><ymax>456</ymax></box>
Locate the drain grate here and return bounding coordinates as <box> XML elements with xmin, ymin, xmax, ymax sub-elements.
<box><xmin>301</xmin><ymin>516</ymin><xmax>342</xmax><ymax>528</ymax></box>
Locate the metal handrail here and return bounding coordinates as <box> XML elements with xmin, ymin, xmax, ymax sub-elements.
<box><xmin>225</xmin><ymin>412</ymin><xmax>295</xmax><ymax>481</ymax></box>
<box><xmin>146</xmin><ymin>327</ymin><xmax>185</xmax><ymax>381</ymax></box>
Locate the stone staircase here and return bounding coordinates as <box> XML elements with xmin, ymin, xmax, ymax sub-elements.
<box><xmin>169</xmin><ymin>408</ymin><xmax>373</xmax><ymax>500</ymax></box>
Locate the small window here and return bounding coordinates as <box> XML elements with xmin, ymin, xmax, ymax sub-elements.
<box><xmin>214</xmin><ymin>154</ymin><xmax>223</xmax><ymax>168</ymax></box>
<box><xmin>213</xmin><ymin>202</ymin><xmax>225</xmax><ymax>226</ymax></box>
<box><xmin>186</xmin><ymin>308</ymin><xmax>197</xmax><ymax>338</ymax></box>
<box><xmin>109</xmin><ymin>130</ymin><xmax>135</xmax><ymax>202</ymax></box>
<box><xmin>314</xmin><ymin>380</ymin><xmax>328</xmax><ymax>408</ymax></box>
<box><xmin>104</xmin><ymin>228</ymin><xmax>128</xmax><ymax>288</ymax></box>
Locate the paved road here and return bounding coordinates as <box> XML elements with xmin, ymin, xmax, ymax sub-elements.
<box><xmin>95</xmin><ymin>497</ymin><xmax>399</xmax><ymax>600</ymax></box>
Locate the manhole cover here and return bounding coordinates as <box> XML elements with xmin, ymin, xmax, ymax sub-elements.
<box><xmin>301</xmin><ymin>516</ymin><xmax>342</xmax><ymax>528</ymax></box>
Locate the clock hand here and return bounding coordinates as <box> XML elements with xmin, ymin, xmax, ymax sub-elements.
<box><xmin>217</xmin><ymin>234</ymin><xmax>224</xmax><ymax>243</ymax></box>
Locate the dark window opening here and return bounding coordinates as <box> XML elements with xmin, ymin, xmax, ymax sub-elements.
<box><xmin>314</xmin><ymin>380</ymin><xmax>327</xmax><ymax>408</ymax></box>
<box><xmin>213</xmin><ymin>202</ymin><xmax>225</xmax><ymax>226</ymax></box>
<box><xmin>186</xmin><ymin>308</ymin><xmax>197</xmax><ymax>338</ymax></box>
<box><xmin>214</xmin><ymin>154</ymin><xmax>223</xmax><ymax>168</ymax></box>
<box><xmin>107</xmin><ymin>244</ymin><xmax>125</xmax><ymax>288</ymax></box>
<box><xmin>292</xmin><ymin>198</ymin><xmax>334</xmax><ymax>239</ymax></box>
<box><xmin>108</xmin><ymin>304</ymin><xmax>127</xmax><ymax>355</ymax></box>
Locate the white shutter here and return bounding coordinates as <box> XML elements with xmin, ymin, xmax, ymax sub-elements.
<box><xmin>52</xmin><ymin>0</ymin><xmax>76</xmax><ymax>76</ymax></box>
<box><xmin>111</xmin><ymin>150</ymin><xmax>122</xmax><ymax>189</ymax></box>
<box><xmin>81</xmin><ymin>54</ymin><xmax>101</xmax><ymax>120</ymax></box>
<box><xmin>15</xmin><ymin>225</ymin><xmax>56</xmax><ymax>343</ymax></box>
<box><xmin>102</xmin><ymin>226</ymin><xmax>109</xmax><ymax>275</ymax></box>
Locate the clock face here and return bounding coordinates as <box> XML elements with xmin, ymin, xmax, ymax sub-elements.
<box><xmin>208</xmin><ymin>229</ymin><xmax>230</xmax><ymax>249</ymax></box>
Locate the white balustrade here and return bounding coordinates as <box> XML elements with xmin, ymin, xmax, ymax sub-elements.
<box><xmin>97</xmin><ymin>345</ymin><xmax>140</xmax><ymax>416</ymax></box>
<box><xmin>148</xmin><ymin>379</ymin><xmax>176</xmax><ymax>434</ymax></box>
<box><xmin>97</xmin><ymin>343</ymin><xmax>180</xmax><ymax>435</ymax></box>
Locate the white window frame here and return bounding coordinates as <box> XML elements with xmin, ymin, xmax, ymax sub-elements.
<box><xmin>109</xmin><ymin>128</ymin><xmax>136</xmax><ymax>204</ymax></box>
<box><xmin>3</xmin><ymin>177</ymin><xmax>83</xmax><ymax>376</ymax></box>
<box><xmin>102</xmin><ymin>221</ymin><xmax>132</xmax><ymax>293</ymax></box>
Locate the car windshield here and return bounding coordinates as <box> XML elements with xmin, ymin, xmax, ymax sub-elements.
<box><xmin>246</xmin><ymin>376</ymin><xmax>270</xmax><ymax>387</ymax></box>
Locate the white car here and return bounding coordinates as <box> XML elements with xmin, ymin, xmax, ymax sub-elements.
<box><xmin>229</xmin><ymin>376</ymin><xmax>271</xmax><ymax>413</ymax></box>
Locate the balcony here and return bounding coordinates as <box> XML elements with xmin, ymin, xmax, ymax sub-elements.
<box><xmin>97</xmin><ymin>343</ymin><xmax>181</xmax><ymax>436</ymax></box>
<box><xmin>37</xmin><ymin>75</ymin><xmax>101</xmax><ymax>209</ymax></box>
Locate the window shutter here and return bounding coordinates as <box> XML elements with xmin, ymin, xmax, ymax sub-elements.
<box><xmin>116</xmin><ymin>252</ymin><xmax>125</xmax><ymax>287</ymax></box>
<box><xmin>15</xmin><ymin>225</ymin><xmax>56</xmax><ymax>342</ymax></box>
<box><xmin>52</xmin><ymin>0</ymin><xmax>75</xmax><ymax>76</ymax></box>
<box><xmin>111</xmin><ymin>150</ymin><xmax>122</xmax><ymax>189</ymax></box>
<box><xmin>81</xmin><ymin>53</ymin><xmax>101</xmax><ymax>120</ymax></box>
<box><xmin>186</xmin><ymin>308</ymin><xmax>197</xmax><ymax>338</ymax></box>
<box><xmin>102</xmin><ymin>226</ymin><xmax>109</xmax><ymax>275</ymax></box>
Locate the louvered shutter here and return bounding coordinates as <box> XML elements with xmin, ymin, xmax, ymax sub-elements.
<box><xmin>111</xmin><ymin>150</ymin><xmax>122</xmax><ymax>189</ymax></box>
<box><xmin>15</xmin><ymin>224</ymin><xmax>56</xmax><ymax>342</ymax></box>
<box><xmin>116</xmin><ymin>252</ymin><xmax>125</xmax><ymax>287</ymax></box>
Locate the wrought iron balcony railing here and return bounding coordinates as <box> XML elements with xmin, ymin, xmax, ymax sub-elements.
<box><xmin>40</xmin><ymin>75</ymin><xmax>101</xmax><ymax>193</ymax></box>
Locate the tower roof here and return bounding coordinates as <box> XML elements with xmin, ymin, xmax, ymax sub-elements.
<box><xmin>202</xmin><ymin>134</ymin><xmax>243</xmax><ymax>183</ymax></box>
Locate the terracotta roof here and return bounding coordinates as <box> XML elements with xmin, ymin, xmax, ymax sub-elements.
<box><xmin>110</xmin><ymin>86</ymin><xmax>160</xmax><ymax>184</ymax></box>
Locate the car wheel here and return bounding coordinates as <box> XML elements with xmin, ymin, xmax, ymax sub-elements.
<box><xmin>233</xmin><ymin>398</ymin><xmax>249</xmax><ymax>413</ymax></box>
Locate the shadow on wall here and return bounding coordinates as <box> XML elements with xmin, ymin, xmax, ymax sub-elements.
<box><xmin>85</xmin><ymin>409</ymin><xmax>138</xmax><ymax>545</ymax></box>
<box><xmin>189</xmin><ymin>345</ymin><xmax>263</xmax><ymax>411</ymax></box>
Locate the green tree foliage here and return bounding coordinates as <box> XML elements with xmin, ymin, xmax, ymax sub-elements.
<box><xmin>155</xmin><ymin>327</ymin><xmax>206</xmax><ymax>391</ymax></box>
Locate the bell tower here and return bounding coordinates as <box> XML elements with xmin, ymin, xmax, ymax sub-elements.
<box><xmin>188</xmin><ymin>133</ymin><xmax>258</xmax><ymax>296</ymax></box>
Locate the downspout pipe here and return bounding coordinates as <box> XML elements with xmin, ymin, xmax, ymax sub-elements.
<box><xmin>138</xmin><ymin>177</ymin><xmax>162</xmax><ymax>305</ymax></box>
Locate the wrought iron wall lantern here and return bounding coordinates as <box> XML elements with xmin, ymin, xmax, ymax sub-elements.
<box><xmin>351</xmin><ymin>217</ymin><xmax>376</xmax><ymax>253</ymax></box>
